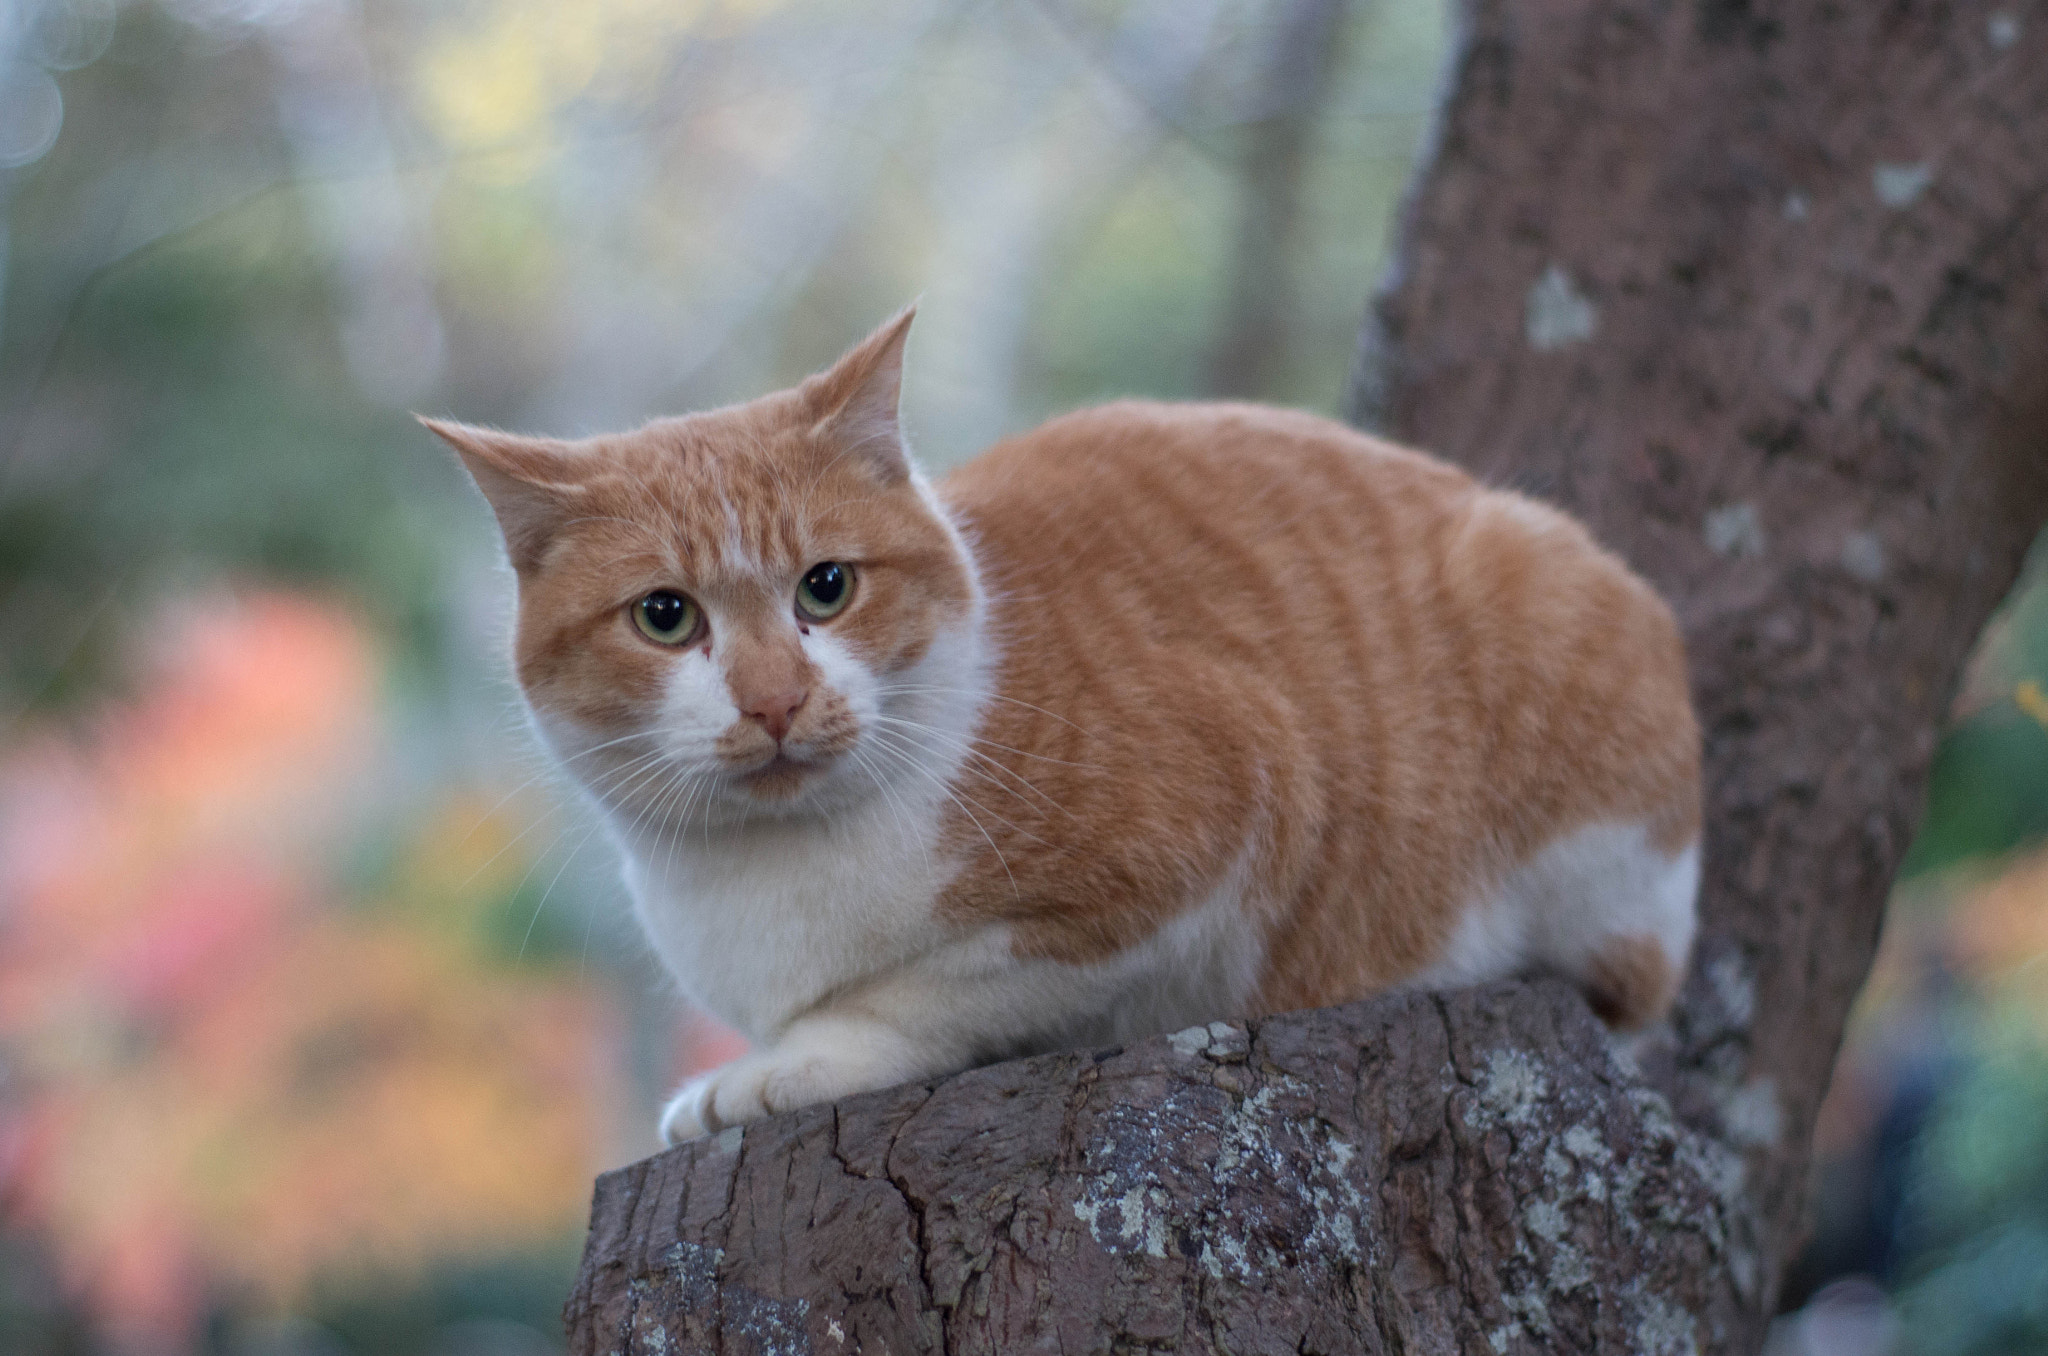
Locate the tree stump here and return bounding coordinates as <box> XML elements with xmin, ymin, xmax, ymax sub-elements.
<box><xmin>567</xmin><ymin>1</ymin><xmax>2048</xmax><ymax>1350</ymax></box>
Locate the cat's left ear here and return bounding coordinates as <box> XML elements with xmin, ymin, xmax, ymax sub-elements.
<box><xmin>802</xmin><ymin>304</ymin><xmax>916</xmax><ymax>484</ymax></box>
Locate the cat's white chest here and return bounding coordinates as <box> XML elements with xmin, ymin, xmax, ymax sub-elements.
<box><xmin>616</xmin><ymin>797</ymin><xmax>957</xmax><ymax>1042</ymax></box>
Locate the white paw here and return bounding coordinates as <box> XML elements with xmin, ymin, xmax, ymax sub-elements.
<box><xmin>655</xmin><ymin>1018</ymin><xmax>930</xmax><ymax>1147</ymax></box>
<box><xmin>656</xmin><ymin>1078</ymin><xmax>717</xmax><ymax>1146</ymax></box>
<box><xmin>655</xmin><ymin>1051</ymin><xmax>833</xmax><ymax>1147</ymax></box>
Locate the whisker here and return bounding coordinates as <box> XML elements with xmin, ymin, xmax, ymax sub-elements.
<box><xmin>519</xmin><ymin>818</ymin><xmax>610</xmax><ymax>961</ymax></box>
<box><xmin>557</xmin><ymin>513</ymin><xmax>672</xmax><ymax>549</ymax></box>
<box><xmin>589</xmin><ymin>549</ymin><xmax>674</xmax><ymax>574</ymax></box>
<box><xmin>863</xmin><ymin>732</ymin><xmax>1020</xmax><ymax>902</ymax></box>
<box><xmin>868</xmin><ymin>733</ymin><xmax>1061</xmax><ymax>831</ymax></box>
<box><xmin>520</xmin><ymin>739</ymin><xmax>696</xmax><ymax>957</ymax></box>
<box><xmin>850</xmin><ymin>743</ymin><xmax>934</xmax><ymax>880</ymax></box>
<box><xmin>865</xmin><ymin>728</ymin><xmax>1055</xmax><ymax>844</ymax></box>
<box><xmin>872</xmin><ymin>684</ymin><xmax>1091</xmax><ymax>736</ymax></box>
<box><xmin>614</xmin><ymin>755</ymin><xmax>695</xmax><ymax>882</ymax></box>
<box><xmin>868</xmin><ymin>715</ymin><xmax>1075</xmax><ymax>817</ymax></box>
<box><xmin>660</xmin><ymin>767</ymin><xmax>718</xmax><ymax>881</ymax></box>
<box><xmin>460</xmin><ymin>744</ymin><xmax>671</xmax><ymax>889</ymax></box>
<box><xmin>458</xmin><ymin>727</ymin><xmax>663</xmax><ymax>848</ymax></box>
<box><xmin>643</xmin><ymin>765</ymin><xmax>692</xmax><ymax>883</ymax></box>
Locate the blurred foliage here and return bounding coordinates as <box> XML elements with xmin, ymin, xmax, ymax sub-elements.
<box><xmin>1813</xmin><ymin>533</ymin><xmax>2048</xmax><ymax>1352</ymax></box>
<box><xmin>297</xmin><ymin>1248</ymin><xmax>581</xmax><ymax>1356</ymax></box>
<box><xmin>1895</xmin><ymin>1020</ymin><xmax>2048</xmax><ymax>1355</ymax></box>
<box><xmin>1903</xmin><ymin>529</ymin><xmax>2048</xmax><ymax>879</ymax></box>
<box><xmin>0</xmin><ymin>594</ymin><xmax>623</xmax><ymax>1353</ymax></box>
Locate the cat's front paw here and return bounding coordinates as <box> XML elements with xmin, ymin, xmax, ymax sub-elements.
<box><xmin>656</xmin><ymin>1021</ymin><xmax>926</xmax><ymax>1146</ymax></box>
<box><xmin>655</xmin><ymin>1052</ymin><xmax>833</xmax><ymax>1146</ymax></box>
<box><xmin>656</xmin><ymin>1078</ymin><xmax>719</xmax><ymax>1146</ymax></box>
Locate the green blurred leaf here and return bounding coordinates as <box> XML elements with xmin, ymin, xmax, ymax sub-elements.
<box><xmin>1903</xmin><ymin>711</ymin><xmax>2048</xmax><ymax>879</ymax></box>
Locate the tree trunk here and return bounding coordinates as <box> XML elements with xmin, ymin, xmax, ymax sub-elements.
<box><xmin>565</xmin><ymin>2</ymin><xmax>2048</xmax><ymax>1351</ymax></box>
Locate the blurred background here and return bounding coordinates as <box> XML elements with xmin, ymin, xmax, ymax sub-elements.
<box><xmin>0</xmin><ymin>1</ymin><xmax>2040</xmax><ymax>1353</ymax></box>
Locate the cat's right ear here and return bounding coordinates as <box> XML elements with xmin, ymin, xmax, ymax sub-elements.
<box><xmin>421</xmin><ymin>417</ymin><xmax>587</xmax><ymax>572</ymax></box>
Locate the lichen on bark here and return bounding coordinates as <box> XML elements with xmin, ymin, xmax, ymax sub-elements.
<box><xmin>570</xmin><ymin>983</ymin><xmax>1747</xmax><ymax>1355</ymax></box>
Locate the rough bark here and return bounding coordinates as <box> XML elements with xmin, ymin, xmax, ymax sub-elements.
<box><xmin>567</xmin><ymin>2</ymin><xmax>2048</xmax><ymax>1351</ymax></box>
<box><xmin>571</xmin><ymin>983</ymin><xmax>1743</xmax><ymax>1355</ymax></box>
<box><xmin>1353</xmin><ymin>0</ymin><xmax>2048</xmax><ymax>1337</ymax></box>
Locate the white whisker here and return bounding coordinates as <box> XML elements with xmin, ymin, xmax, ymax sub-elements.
<box><xmin>872</xmin><ymin>683</ymin><xmax>1090</xmax><ymax>737</ymax></box>
<box><xmin>864</xmin><ymin>732</ymin><xmax>1019</xmax><ymax>902</ymax></box>
<box><xmin>868</xmin><ymin>714</ymin><xmax>1075</xmax><ymax>818</ymax></box>
<box><xmin>461</xmin><ymin>744</ymin><xmax>670</xmax><ymax>890</ymax></box>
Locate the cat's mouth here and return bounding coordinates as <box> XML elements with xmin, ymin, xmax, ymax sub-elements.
<box><xmin>732</xmin><ymin>750</ymin><xmax>826</xmax><ymax>800</ymax></box>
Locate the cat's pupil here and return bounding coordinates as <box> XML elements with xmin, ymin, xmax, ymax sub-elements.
<box><xmin>805</xmin><ymin>563</ymin><xmax>845</xmax><ymax>605</ymax></box>
<box><xmin>644</xmin><ymin>592</ymin><xmax>686</xmax><ymax>631</ymax></box>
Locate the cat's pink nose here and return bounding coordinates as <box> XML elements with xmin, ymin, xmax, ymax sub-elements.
<box><xmin>742</xmin><ymin>688</ymin><xmax>808</xmax><ymax>743</ymax></box>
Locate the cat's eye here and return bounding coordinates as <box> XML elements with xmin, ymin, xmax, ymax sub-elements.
<box><xmin>795</xmin><ymin>562</ymin><xmax>852</xmax><ymax>620</ymax></box>
<box><xmin>632</xmin><ymin>591</ymin><xmax>701</xmax><ymax>646</ymax></box>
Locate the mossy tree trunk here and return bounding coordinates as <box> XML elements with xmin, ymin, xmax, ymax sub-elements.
<box><xmin>566</xmin><ymin>2</ymin><xmax>2048</xmax><ymax>1350</ymax></box>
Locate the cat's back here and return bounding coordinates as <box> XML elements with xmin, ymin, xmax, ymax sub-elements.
<box><xmin>936</xmin><ymin>400</ymin><xmax>1697</xmax><ymax>1012</ymax></box>
<box><xmin>940</xmin><ymin>399</ymin><xmax>1489</xmax><ymax>642</ymax></box>
<box><xmin>943</xmin><ymin>399</ymin><xmax>1470</xmax><ymax>569</ymax></box>
<box><xmin>943</xmin><ymin>399</ymin><xmax>1674</xmax><ymax>678</ymax></box>
<box><xmin>938</xmin><ymin>400</ymin><xmax>1686</xmax><ymax>745</ymax></box>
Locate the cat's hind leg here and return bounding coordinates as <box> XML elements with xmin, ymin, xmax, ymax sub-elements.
<box><xmin>1446</xmin><ymin>820</ymin><xmax>1698</xmax><ymax>1031</ymax></box>
<box><xmin>1527</xmin><ymin>823</ymin><xmax>1699</xmax><ymax>1030</ymax></box>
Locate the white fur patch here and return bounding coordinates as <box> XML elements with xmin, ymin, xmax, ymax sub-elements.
<box><xmin>659</xmin><ymin>646</ymin><xmax>741</xmax><ymax>764</ymax></box>
<box><xmin>1416</xmin><ymin>820</ymin><xmax>1698</xmax><ymax>995</ymax></box>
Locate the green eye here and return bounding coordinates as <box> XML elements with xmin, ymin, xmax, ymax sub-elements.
<box><xmin>796</xmin><ymin>562</ymin><xmax>852</xmax><ymax>620</ymax></box>
<box><xmin>632</xmin><ymin>591</ymin><xmax>700</xmax><ymax>645</ymax></box>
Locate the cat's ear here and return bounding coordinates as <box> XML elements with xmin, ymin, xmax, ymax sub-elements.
<box><xmin>801</xmin><ymin>304</ymin><xmax>916</xmax><ymax>483</ymax></box>
<box><xmin>421</xmin><ymin>417</ymin><xmax>588</xmax><ymax>572</ymax></box>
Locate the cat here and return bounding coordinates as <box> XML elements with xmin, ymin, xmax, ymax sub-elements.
<box><xmin>428</xmin><ymin>306</ymin><xmax>1700</xmax><ymax>1146</ymax></box>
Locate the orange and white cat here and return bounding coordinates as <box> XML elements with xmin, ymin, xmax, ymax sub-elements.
<box><xmin>430</xmin><ymin>308</ymin><xmax>1700</xmax><ymax>1145</ymax></box>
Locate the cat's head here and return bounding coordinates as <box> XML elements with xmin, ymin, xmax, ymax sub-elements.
<box><xmin>430</xmin><ymin>309</ymin><xmax>984</xmax><ymax>828</ymax></box>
